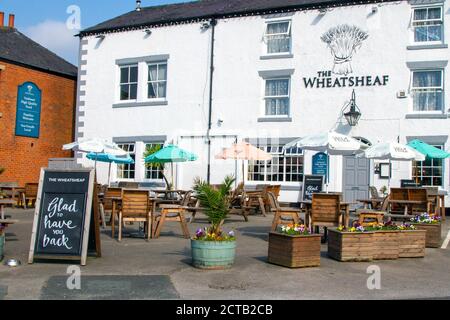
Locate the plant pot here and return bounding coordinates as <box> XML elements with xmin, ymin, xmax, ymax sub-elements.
<box><xmin>268</xmin><ymin>232</ymin><xmax>321</xmax><ymax>268</ymax></box>
<box><xmin>373</xmin><ymin>230</ymin><xmax>399</xmax><ymax>260</ymax></box>
<box><xmin>411</xmin><ymin>223</ymin><xmax>442</xmax><ymax>248</ymax></box>
<box><xmin>398</xmin><ymin>229</ymin><xmax>426</xmax><ymax>258</ymax></box>
<box><xmin>191</xmin><ymin>239</ymin><xmax>236</xmax><ymax>270</ymax></box>
<box><xmin>0</xmin><ymin>234</ymin><xmax>4</xmax><ymax>261</ymax></box>
<box><xmin>328</xmin><ymin>228</ymin><xmax>374</xmax><ymax>262</ymax></box>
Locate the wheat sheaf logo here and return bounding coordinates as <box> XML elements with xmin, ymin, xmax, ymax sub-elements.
<box><xmin>27</xmin><ymin>85</ymin><xmax>33</xmax><ymax>93</ymax></box>
<box><xmin>321</xmin><ymin>25</ymin><xmax>369</xmax><ymax>76</ymax></box>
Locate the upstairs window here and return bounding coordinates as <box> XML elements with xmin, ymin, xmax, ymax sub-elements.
<box><xmin>264</xmin><ymin>78</ymin><xmax>290</xmax><ymax>116</ymax></box>
<box><xmin>148</xmin><ymin>62</ymin><xmax>167</xmax><ymax>99</ymax></box>
<box><xmin>265</xmin><ymin>21</ymin><xmax>291</xmax><ymax>54</ymax></box>
<box><xmin>120</xmin><ymin>65</ymin><xmax>138</xmax><ymax>101</ymax></box>
<box><xmin>412</xmin><ymin>6</ymin><xmax>443</xmax><ymax>43</ymax></box>
<box><xmin>411</xmin><ymin>70</ymin><xmax>443</xmax><ymax>112</ymax></box>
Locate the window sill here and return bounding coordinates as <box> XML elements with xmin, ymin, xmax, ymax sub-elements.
<box><xmin>405</xmin><ymin>113</ymin><xmax>448</xmax><ymax>119</ymax></box>
<box><xmin>407</xmin><ymin>44</ymin><xmax>448</xmax><ymax>50</ymax></box>
<box><xmin>258</xmin><ymin>117</ymin><xmax>292</xmax><ymax>122</ymax></box>
<box><xmin>260</xmin><ymin>53</ymin><xmax>294</xmax><ymax>60</ymax></box>
<box><xmin>113</xmin><ymin>100</ymin><xmax>168</xmax><ymax>108</ymax></box>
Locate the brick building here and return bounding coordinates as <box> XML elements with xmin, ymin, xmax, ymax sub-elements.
<box><xmin>0</xmin><ymin>13</ymin><xmax>77</xmax><ymax>186</ymax></box>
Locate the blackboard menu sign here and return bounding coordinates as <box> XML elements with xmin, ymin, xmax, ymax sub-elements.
<box><xmin>28</xmin><ymin>168</ymin><xmax>96</xmax><ymax>265</ymax></box>
<box><xmin>302</xmin><ymin>175</ymin><xmax>324</xmax><ymax>201</ymax></box>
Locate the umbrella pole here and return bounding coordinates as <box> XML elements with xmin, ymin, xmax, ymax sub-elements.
<box><xmin>108</xmin><ymin>162</ymin><xmax>112</xmax><ymax>187</ymax></box>
<box><xmin>242</xmin><ymin>160</ymin><xmax>245</xmax><ymax>186</ymax></box>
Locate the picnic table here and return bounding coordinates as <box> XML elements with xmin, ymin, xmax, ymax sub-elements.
<box><xmin>357</xmin><ymin>198</ymin><xmax>385</xmax><ymax>210</ymax></box>
<box><xmin>243</xmin><ymin>190</ymin><xmax>266</xmax><ymax>217</ymax></box>
<box><xmin>387</xmin><ymin>199</ymin><xmax>425</xmax><ymax>215</ymax></box>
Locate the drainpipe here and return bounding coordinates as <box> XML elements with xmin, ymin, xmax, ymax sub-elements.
<box><xmin>206</xmin><ymin>18</ymin><xmax>217</xmax><ymax>184</ymax></box>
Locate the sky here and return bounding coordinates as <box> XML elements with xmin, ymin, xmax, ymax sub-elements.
<box><xmin>0</xmin><ymin>0</ymin><xmax>193</xmax><ymax>65</ymax></box>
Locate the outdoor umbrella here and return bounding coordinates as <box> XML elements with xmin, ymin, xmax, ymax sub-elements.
<box><xmin>86</xmin><ymin>153</ymin><xmax>134</xmax><ymax>186</ymax></box>
<box><xmin>284</xmin><ymin>131</ymin><xmax>363</xmax><ymax>190</ymax></box>
<box><xmin>63</xmin><ymin>138</ymin><xmax>128</xmax><ymax>180</ymax></box>
<box><xmin>215</xmin><ymin>141</ymin><xmax>272</xmax><ymax>185</ymax></box>
<box><xmin>145</xmin><ymin>144</ymin><xmax>198</xmax><ymax>189</ymax></box>
<box><xmin>407</xmin><ymin>139</ymin><xmax>450</xmax><ymax>184</ymax></box>
<box><xmin>358</xmin><ymin>142</ymin><xmax>425</xmax><ymax>188</ymax></box>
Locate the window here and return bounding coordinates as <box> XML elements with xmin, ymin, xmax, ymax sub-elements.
<box><xmin>117</xmin><ymin>143</ymin><xmax>135</xmax><ymax>179</ymax></box>
<box><xmin>148</xmin><ymin>62</ymin><xmax>167</xmax><ymax>99</ymax></box>
<box><xmin>120</xmin><ymin>65</ymin><xmax>138</xmax><ymax>101</ymax></box>
<box><xmin>265</xmin><ymin>21</ymin><xmax>291</xmax><ymax>54</ymax></box>
<box><xmin>411</xmin><ymin>70</ymin><xmax>443</xmax><ymax>112</ymax></box>
<box><xmin>248</xmin><ymin>145</ymin><xmax>303</xmax><ymax>182</ymax></box>
<box><xmin>265</xmin><ymin>78</ymin><xmax>290</xmax><ymax>116</ymax></box>
<box><xmin>412</xmin><ymin>145</ymin><xmax>443</xmax><ymax>186</ymax></box>
<box><xmin>412</xmin><ymin>6</ymin><xmax>443</xmax><ymax>43</ymax></box>
<box><xmin>145</xmin><ymin>143</ymin><xmax>164</xmax><ymax>180</ymax></box>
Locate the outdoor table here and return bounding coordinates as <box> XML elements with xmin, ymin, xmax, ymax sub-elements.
<box><xmin>357</xmin><ymin>198</ymin><xmax>385</xmax><ymax>210</ymax></box>
<box><xmin>0</xmin><ymin>199</ymin><xmax>17</xmax><ymax>220</ymax></box>
<box><xmin>388</xmin><ymin>199</ymin><xmax>425</xmax><ymax>215</ymax></box>
<box><xmin>151</xmin><ymin>190</ymin><xmax>187</xmax><ymax>200</ymax></box>
<box><xmin>0</xmin><ymin>187</ymin><xmax>24</xmax><ymax>205</ymax></box>
<box><xmin>300</xmin><ymin>200</ymin><xmax>353</xmax><ymax>227</ymax></box>
<box><xmin>243</xmin><ymin>191</ymin><xmax>266</xmax><ymax>217</ymax></box>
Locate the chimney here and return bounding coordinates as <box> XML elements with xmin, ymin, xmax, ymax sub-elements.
<box><xmin>0</xmin><ymin>12</ymin><xmax>4</xmax><ymax>27</ymax></box>
<box><xmin>8</xmin><ymin>14</ymin><xmax>14</xmax><ymax>28</ymax></box>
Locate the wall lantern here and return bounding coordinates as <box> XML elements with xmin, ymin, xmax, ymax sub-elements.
<box><xmin>343</xmin><ymin>90</ymin><xmax>362</xmax><ymax>127</ymax></box>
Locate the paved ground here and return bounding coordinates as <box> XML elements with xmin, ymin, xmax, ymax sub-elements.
<box><xmin>0</xmin><ymin>208</ymin><xmax>449</xmax><ymax>300</ymax></box>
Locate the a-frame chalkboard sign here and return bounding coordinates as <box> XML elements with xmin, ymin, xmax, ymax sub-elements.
<box><xmin>28</xmin><ymin>168</ymin><xmax>101</xmax><ymax>266</ymax></box>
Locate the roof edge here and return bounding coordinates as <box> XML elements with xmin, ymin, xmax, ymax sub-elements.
<box><xmin>79</xmin><ymin>0</ymin><xmax>402</xmax><ymax>37</ymax></box>
<box><xmin>0</xmin><ymin>57</ymin><xmax>78</xmax><ymax>80</ymax></box>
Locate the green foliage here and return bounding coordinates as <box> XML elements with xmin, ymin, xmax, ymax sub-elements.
<box><xmin>193</xmin><ymin>175</ymin><xmax>235</xmax><ymax>233</ymax></box>
<box><xmin>143</xmin><ymin>144</ymin><xmax>164</xmax><ymax>170</ymax></box>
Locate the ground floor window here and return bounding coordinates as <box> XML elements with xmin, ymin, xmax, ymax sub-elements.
<box><xmin>412</xmin><ymin>145</ymin><xmax>443</xmax><ymax>186</ymax></box>
<box><xmin>117</xmin><ymin>143</ymin><xmax>136</xmax><ymax>179</ymax></box>
<box><xmin>248</xmin><ymin>144</ymin><xmax>303</xmax><ymax>182</ymax></box>
<box><xmin>144</xmin><ymin>143</ymin><xmax>164</xmax><ymax>180</ymax></box>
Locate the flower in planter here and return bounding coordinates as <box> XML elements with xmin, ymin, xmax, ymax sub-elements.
<box><xmin>193</xmin><ymin>227</ymin><xmax>236</xmax><ymax>241</ymax></box>
<box><xmin>279</xmin><ymin>224</ymin><xmax>310</xmax><ymax>236</ymax></box>
<box><xmin>411</xmin><ymin>213</ymin><xmax>441</xmax><ymax>224</ymax></box>
<box><xmin>397</xmin><ymin>223</ymin><xmax>416</xmax><ymax>231</ymax></box>
<box><xmin>365</xmin><ymin>222</ymin><xmax>399</xmax><ymax>231</ymax></box>
<box><xmin>338</xmin><ymin>223</ymin><xmax>365</xmax><ymax>232</ymax></box>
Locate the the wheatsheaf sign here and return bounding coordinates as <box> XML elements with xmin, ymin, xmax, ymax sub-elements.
<box><xmin>303</xmin><ymin>24</ymin><xmax>389</xmax><ymax>89</ymax></box>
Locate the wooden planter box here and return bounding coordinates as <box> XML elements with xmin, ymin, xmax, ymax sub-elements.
<box><xmin>328</xmin><ymin>229</ymin><xmax>374</xmax><ymax>262</ymax></box>
<box><xmin>373</xmin><ymin>230</ymin><xmax>399</xmax><ymax>260</ymax></box>
<box><xmin>268</xmin><ymin>232</ymin><xmax>321</xmax><ymax>268</ymax></box>
<box><xmin>412</xmin><ymin>223</ymin><xmax>442</xmax><ymax>248</ymax></box>
<box><xmin>398</xmin><ymin>230</ymin><xmax>426</xmax><ymax>258</ymax></box>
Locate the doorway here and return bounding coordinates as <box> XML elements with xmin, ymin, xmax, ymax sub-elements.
<box><xmin>342</xmin><ymin>156</ymin><xmax>370</xmax><ymax>206</ymax></box>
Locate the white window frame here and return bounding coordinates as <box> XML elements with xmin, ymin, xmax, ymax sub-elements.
<box><xmin>248</xmin><ymin>144</ymin><xmax>304</xmax><ymax>184</ymax></box>
<box><xmin>117</xmin><ymin>143</ymin><xmax>136</xmax><ymax>181</ymax></box>
<box><xmin>411</xmin><ymin>5</ymin><xmax>444</xmax><ymax>45</ymax></box>
<box><xmin>264</xmin><ymin>20</ymin><xmax>292</xmax><ymax>55</ymax></box>
<box><xmin>143</xmin><ymin>142</ymin><xmax>165</xmax><ymax>182</ymax></box>
<box><xmin>118</xmin><ymin>64</ymin><xmax>139</xmax><ymax>102</ymax></box>
<box><xmin>263</xmin><ymin>77</ymin><xmax>291</xmax><ymax>118</ymax></box>
<box><xmin>410</xmin><ymin>69</ymin><xmax>444</xmax><ymax>113</ymax></box>
<box><xmin>146</xmin><ymin>61</ymin><xmax>168</xmax><ymax>101</ymax></box>
<box><xmin>412</xmin><ymin>144</ymin><xmax>444</xmax><ymax>187</ymax></box>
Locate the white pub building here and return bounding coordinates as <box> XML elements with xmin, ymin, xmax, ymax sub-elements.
<box><xmin>76</xmin><ymin>0</ymin><xmax>450</xmax><ymax>205</ymax></box>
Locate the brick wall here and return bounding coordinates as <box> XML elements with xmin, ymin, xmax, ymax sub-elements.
<box><xmin>0</xmin><ymin>61</ymin><xmax>76</xmax><ymax>186</ymax></box>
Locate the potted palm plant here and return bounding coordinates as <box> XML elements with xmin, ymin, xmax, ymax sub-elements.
<box><xmin>191</xmin><ymin>175</ymin><xmax>237</xmax><ymax>270</ymax></box>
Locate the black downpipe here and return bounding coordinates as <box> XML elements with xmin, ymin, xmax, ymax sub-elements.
<box><xmin>206</xmin><ymin>19</ymin><xmax>217</xmax><ymax>184</ymax></box>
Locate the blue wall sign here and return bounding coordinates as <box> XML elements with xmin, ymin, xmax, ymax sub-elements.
<box><xmin>312</xmin><ymin>152</ymin><xmax>329</xmax><ymax>179</ymax></box>
<box><xmin>15</xmin><ymin>82</ymin><xmax>42</xmax><ymax>138</ymax></box>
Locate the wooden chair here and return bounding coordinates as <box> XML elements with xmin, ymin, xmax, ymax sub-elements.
<box><xmin>407</xmin><ymin>188</ymin><xmax>431</xmax><ymax>214</ymax></box>
<box><xmin>153</xmin><ymin>191</ymin><xmax>191</xmax><ymax>239</ymax></box>
<box><xmin>308</xmin><ymin>193</ymin><xmax>344</xmax><ymax>235</ymax></box>
<box><xmin>117</xmin><ymin>189</ymin><xmax>152</xmax><ymax>241</ymax></box>
<box><xmin>22</xmin><ymin>183</ymin><xmax>39</xmax><ymax>209</ymax></box>
<box><xmin>389</xmin><ymin>188</ymin><xmax>408</xmax><ymax>214</ymax></box>
<box><xmin>267</xmin><ymin>192</ymin><xmax>303</xmax><ymax>232</ymax></box>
